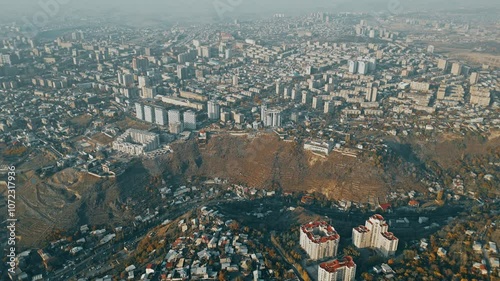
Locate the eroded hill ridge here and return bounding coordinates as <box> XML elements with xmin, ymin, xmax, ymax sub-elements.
<box><xmin>164</xmin><ymin>133</ymin><xmax>425</xmax><ymax>202</ymax></box>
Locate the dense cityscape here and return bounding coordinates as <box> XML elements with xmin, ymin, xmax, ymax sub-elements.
<box><xmin>0</xmin><ymin>1</ymin><xmax>500</xmax><ymax>280</ymax></box>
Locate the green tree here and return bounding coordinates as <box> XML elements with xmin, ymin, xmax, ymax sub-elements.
<box><xmin>342</xmin><ymin>245</ymin><xmax>360</xmax><ymax>258</ymax></box>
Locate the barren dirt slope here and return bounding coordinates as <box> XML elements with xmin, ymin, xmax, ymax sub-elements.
<box><xmin>166</xmin><ymin>134</ymin><xmax>425</xmax><ymax>202</ymax></box>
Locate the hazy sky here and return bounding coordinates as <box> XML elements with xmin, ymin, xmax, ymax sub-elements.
<box><xmin>1</xmin><ymin>0</ymin><xmax>498</xmax><ymax>23</ymax></box>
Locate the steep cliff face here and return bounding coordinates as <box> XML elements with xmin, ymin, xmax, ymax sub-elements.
<box><xmin>165</xmin><ymin>134</ymin><xmax>425</xmax><ymax>202</ymax></box>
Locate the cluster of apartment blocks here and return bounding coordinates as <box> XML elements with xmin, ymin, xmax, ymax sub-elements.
<box><xmin>299</xmin><ymin>221</ymin><xmax>356</xmax><ymax>281</ymax></box>
<box><xmin>355</xmin><ymin>20</ymin><xmax>399</xmax><ymax>40</ymax></box>
<box><xmin>299</xmin><ymin>215</ymin><xmax>398</xmax><ymax>281</ymax></box>
<box><xmin>437</xmin><ymin>58</ymin><xmax>492</xmax><ymax>106</ymax></box>
<box><xmin>135</xmin><ymin>95</ymin><xmax>249</xmax><ymax>135</ymax></box>
<box><xmin>275</xmin><ymin>71</ymin><xmax>380</xmax><ymax>117</ymax></box>
<box><xmin>135</xmin><ymin>102</ymin><xmax>197</xmax><ymax>134</ymax></box>
<box><xmin>301</xmin><ymin>41</ymin><xmax>495</xmax><ymax>117</ymax></box>
<box><xmin>152</xmin><ymin>45</ymin><xmax>490</xmax><ymax>135</ymax></box>
<box><xmin>348</xmin><ymin>58</ymin><xmax>377</xmax><ymax>75</ymax></box>
<box><xmin>114</xmin><ymin>32</ymin><xmax>495</xmax><ymax>144</ymax></box>
<box><xmin>112</xmin><ymin>129</ymin><xmax>160</xmax><ymax>156</ymax></box>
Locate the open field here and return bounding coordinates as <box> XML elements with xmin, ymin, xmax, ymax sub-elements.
<box><xmin>91</xmin><ymin>132</ymin><xmax>114</xmax><ymax>145</ymax></box>
<box><xmin>70</xmin><ymin>114</ymin><xmax>93</xmax><ymax>128</ymax></box>
<box><xmin>114</xmin><ymin>116</ymin><xmax>152</xmax><ymax>131</ymax></box>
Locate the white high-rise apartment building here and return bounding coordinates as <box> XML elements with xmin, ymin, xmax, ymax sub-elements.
<box><xmin>352</xmin><ymin>214</ymin><xmax>398</xmax><ymax>257</ymax></box>
<box><xmin>119</xmin><ymin>73</ymin><xmax>134</xmax><ymax>87</ymax></box>
<box><xmin>470</xmin><ymin>72</ymin><xmax>479</xmax><ymax>85</ymax></box>
<box><xmin>276</xmin><ymin>81</ymin><xmax>284</xmax><ymax>96</ymax></box>
<box><xmin>300</xmin><ymin>221</ymin><xmax>340</xmax><ymax>260</ymax></box>
<box><xmin>138</xmin><ymin>76</ymin><xmax>150</xmax><ymax>88</ymax></box>
<box><xmin>260</xmin><ymin>103</ymin><xmax>267</xmax><ymax>121</ymax></box>
<box><xmin>283</xmin><ymin>87</ymin><xmax>292</xmax><ymax>99</ymax></box>
<box><xmin>207</xmin><ymin>101</ymin><xmax>220</xmax><ymax>120</ymax></box>
<box><xmin>291</xmin><ymin>88</ymin><xmax>300</xmax><ymax>100</ymax></box>
<box><xmin>302</xmin><ymin>91</ymin><xmax>311</xmax><ymax>105</ymax></box>
<box><xmin>264</xmin><ymin>109</ymin><xmax>282</xmax><ymax>128</ymax></box>
<box><xmin>141</xmin><ymin>87</ymin><xmax>156</xmax><ymax>99</ymax></box>
<box><xmin>368</xmin><ymin>58</ymin><xmax>377</xmax><ymax>72</ymax></box>
<box><xmin>348</xmin><ymin>60</ymin><xmax>358</xmax><ymax>74</ymax></box>
<box><xmin>437</xmin><ymin>59</ymin><xmax>448</xmax><ymax>70</ymax></box>
<box><xmin>318</xmin><ymin>256</ymin><xmax>356</xmax><ymax>281</ymax></box>
<box><xmin>365</xmin><ymin>87</ymin><xmax>378</xmax><ymax>102</ymax></box>
<box><xmin>144</xmin><ymin>105</ymin><xmax>155</xmax><ymax>123</ymax></box>
<box><xmin>451</xmin><ymin>62</ymin><xmax>462</xmax><ymax>75</ymax></box>
<box><xmin>135</xmin><ymin>103</ymin><xmax>144</xmax><ymax>120</ymax></box>
<box><xmin>324</xmin><ymin>101</ymin><xmax>333</xmax><ymax>114</ymax></box>
<box><xmin>168</xmin><ymin>109</ymin><xmax>181</xmax><ymax>125</ymax></box>
<box><xmin>183</xmin><ymin>110</ymin><xmax>197</xmax><ymax>130</ymax></box>
<box><xmin>132</xmin><ymin>56</ymin><xmax>149</xmax><ymax>71</ymax></box>
<box><xmin>312</xmin><ymin>96</ymin><xmax>323</xmax><ymax>110</ymax></box>
<box><xmin>358</xmin><ymin>61</ymin><xmax>368</xmax><ymax>75</ymax></box>
<box><xmin>154</xmin><ymin>107</ymin><xmax>167</xmax><ymax>126</ymax></box>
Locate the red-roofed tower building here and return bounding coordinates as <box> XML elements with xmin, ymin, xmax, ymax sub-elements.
<box><xmin>318</xmin><ymin>256</ymin><xmax>356</xmax><ymax>281</ymax></box>
<box><xmin>352</xmin><ymin>214</ymin><xmax>398</xmax><ymax>257</ymax></box>
<box><xmin>299</xmin><ymin>221</ymin><xmax>340</xmax><ymax>260</ymax></box>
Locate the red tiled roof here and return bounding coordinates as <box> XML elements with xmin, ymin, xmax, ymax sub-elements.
<box><xmin>379</xmin><ymin>203</ymin><xmax>392</xmax><ymax>211</ymax></box>
<box><xmin>354</xmin><ymin>225</ymin><xmax>369</xmax><ymax>233</ymax></box>
<box><xmin>408</xmin><ymin>200</ymin><xmax>419</xmax><ymax>206</ymax></box>
<box><xmin>301</xmin><ymin>221</ymin><xmax>340</xmax><ymax>243</ymax></box>
<box><xmin>320</xmin><ymin>256</ymin><xmax>356</xmax><ymax>273</ymax></box>
<box><xmin>381</xmin><ymin>232</ymin><xmax>398</xmax><ymax>241</ymax></box>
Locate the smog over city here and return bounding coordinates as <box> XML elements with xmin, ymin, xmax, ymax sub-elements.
<box><xmin>0</xmin><ymin>0</ymin><xmax>499</xmax><ymax>280</ymax></box>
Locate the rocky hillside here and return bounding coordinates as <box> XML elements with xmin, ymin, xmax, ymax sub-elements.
<box><xmin>3</xmin><ymin>165</ymin><xmax>156</xmax><ymax>250</ymax></box>
<box><xmin>165</xmin><ymin>133</ymin><xmax>426</xmax><ymax>202</ymax></box>
<box><xmin>409</xmin><ymin>131</ymin><xmax>500</xmax><ymax>197</ymax></box>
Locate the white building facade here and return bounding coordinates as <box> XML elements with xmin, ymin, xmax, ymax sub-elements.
<box><xmin>263</xmin><ymin>109</ymin><xmax>282</xmax><ymax>128</ymax></box>
<box><xmin>352</xmin><ymin>214</ymin><xmax>398</xmax><ymax>257</ymax></box>
<box><xmin>112</xmin><ymin>129</ymin><xmax>160</xmax><ymax>156</ymax></box>
<box><xmin>183</xmin><ymin>110</ymin><xmax>197</xmax><ymax>130</ymax></box>
<box><xmin>207</xmin><ymin>100</ymin><xmax>220</xmax><ymax>120</ymax></box>
<box><xmin>318</xmin><ymin>256</ymin><xmax>356</xmax><ymax>281</ymax></box>
<box><xmin>300</xmin><ymin>221</ymin><xmax>340</xmax><ymax>261</ymax></box>
<box><xmin>154</xmin><ymin>107</ymin><xmax>167</xmax><ymax>126</ymax></box>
